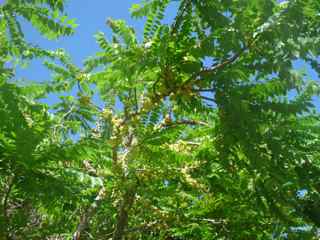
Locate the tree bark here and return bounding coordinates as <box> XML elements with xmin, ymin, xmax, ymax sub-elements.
<box><xmin>112</xmin><ymin>186</ymin><xmax>136</xmax><ymax>240</ymax></box>
<box><xmin>2</xmin><ymin>175</ymin><xmax>15</xmax><ymax>240</ymax></box>
<box><xmin>72</xmin><ymin>186</ymin><xmax>106</xmax><ymax>240</ymax></box>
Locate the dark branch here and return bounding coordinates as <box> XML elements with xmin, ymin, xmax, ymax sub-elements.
<box><xmin>112</xmin><ymin>185</ymin><xmax>137</xmax><ymax>240</ymax></box>
<box><xmin>198</xmin><ymin>44</ymin><xmax>250</xmax><ymax>77</ymax></box>
<box><xmin>193</xmin><ymin>88</ymin><xmax>215</xmax><ymax>92</ymax></box>
<box><xmin>160</xmin><ymin>119</ymin><xmax>208</xmax><ymax>129</ymax></box>
<box><xmin>200</xmin><ymin>95</ymin><xmax>215</xmax><ymax>102</ymax></box>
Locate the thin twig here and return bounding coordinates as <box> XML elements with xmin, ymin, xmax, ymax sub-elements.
<box><xmin>193</xmin><ymin>88</ymin><xmax>215</xmax><ymax>92</ymax></box>
<box><xmin>200</xmin><ymin>96</ymin><xmax>215</xmax><ymax>102</ymax></box>
<box><xmin>161</xmin><ymin>119</ymin><xmax>208</xmax><ymax>128</ymax></box>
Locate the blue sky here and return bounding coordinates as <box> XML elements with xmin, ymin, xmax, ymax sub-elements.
<box><xmin>17</xmin><ymin>1</ymin><xmax>145</xmax><ymax>81</ymax></box>
<box><xmin>16</xmin><ymin>1</ymin><xmax>178</xmax><ymax>81</ymax></box>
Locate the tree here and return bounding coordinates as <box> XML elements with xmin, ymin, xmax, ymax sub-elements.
<box><xmin>1</xmin><ymin>0</ymin><xmax>320</xmax><ymax>239</ymax></box>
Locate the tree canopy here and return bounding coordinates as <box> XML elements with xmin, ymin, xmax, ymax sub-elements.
<box><xmin>1</xmin><ymin>0</ymin><xmax>320</xmax><ymax>239</ymax></box>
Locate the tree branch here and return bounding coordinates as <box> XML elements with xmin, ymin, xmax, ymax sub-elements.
<box><xmin>72</xmin><ymin>161</ymin><xmax>106</xmax><ymax>240</ymax></box>
<box><xmin>198</xmin><ymin>47</ymin><xmax>248</xmax><ymax>77</ymax></box>
<box><xmin>193</xmin><ymin>88</ymin><xmax>215</xmax><ymax>92</ymax></box>
<box><xmin>200</xmin><ymin>95</ymin><xmax>215</xmax><ymax>102</ymax></box>
<box><xmin>161</xmin><ymin>119</ymin><xmax>208</xmax><ymax>128</ymax></box>
<box><xmin>2</xmin><ymin>175</ymin><xmax>15</xmax><ymax>240</ymax></box>
<box><xmin>194</xmin><ymin>218</ymin><xmax>227</xmax><ymax>225</ymax></box>
<box><xmin>72</xmin><ymin>186</ymin><xmax>106</xmax><ymax>240</ymax></box>
<box><xmin>112</xmin><ymin>185</ymin><xmax>136</xmax><ymax>240</ymax></box>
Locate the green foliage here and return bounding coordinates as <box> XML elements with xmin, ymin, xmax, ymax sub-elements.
<box><xmin>0</xmin><ymin>0</ymin><xmax>76</xmax><ymax>63</ymax></box>
<box><xmin>2</xmin><ymin>0</ymin><xmax>320</xmax><ymax>239</ymax></box>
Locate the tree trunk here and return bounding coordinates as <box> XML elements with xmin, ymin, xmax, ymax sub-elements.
<box><xmin>112</xmin><ymin>186</ymin><xmax>136</xmax><ymax>240</ymax></box>
<box><xmin>2</xmin><ymin>175</ymin><xmax>15</xmax><ymax>240</ymax></box>
<box><xmin>72</xmin><ymin>186</ymin><xmax>106</xmax><ymax>240</ymax></box>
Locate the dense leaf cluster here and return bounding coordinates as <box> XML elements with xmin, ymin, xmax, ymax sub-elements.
<box><xmin>1</xmin><ymin>0</ymin><xmax>320</xmax><ymax>239</ymax></box>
